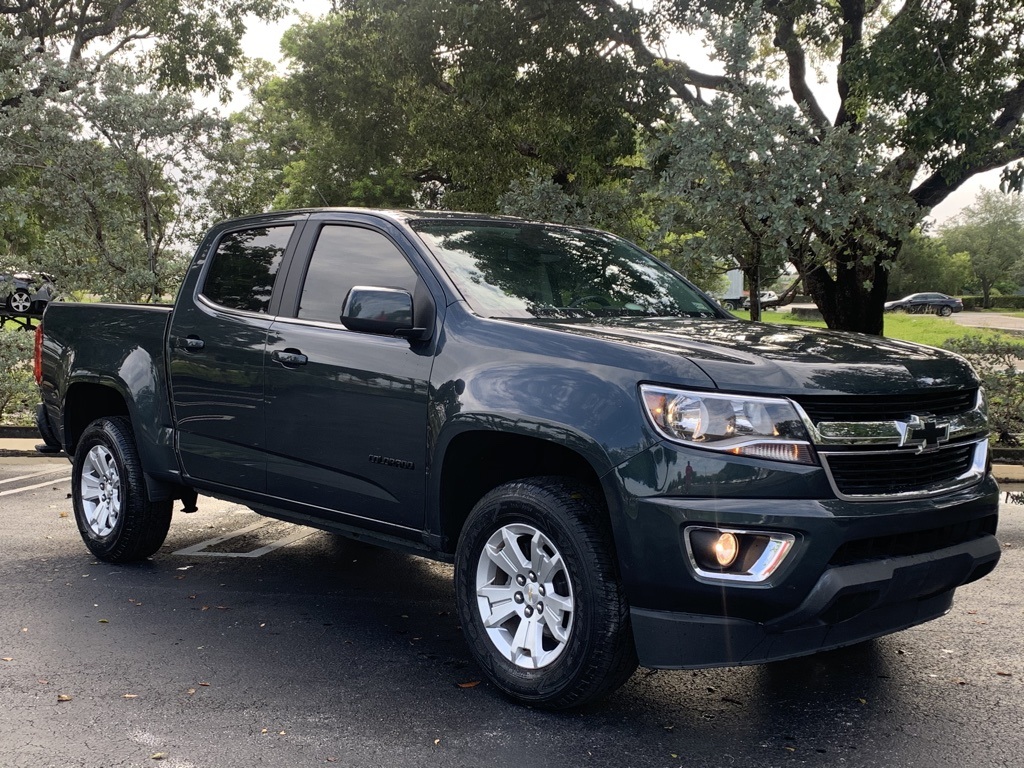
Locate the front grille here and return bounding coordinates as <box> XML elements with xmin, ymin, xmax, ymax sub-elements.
<box><xmin>822</xmin><ymin>443</ymin><xmax>976</xmax><ymax>497</ymax></box>
<box><xmin>829</xmin><ymin>514</ymin><xmax>998</xmax><ymax>566</ymax></box>
<box><xmin>795</xmin><ymin>389</ymin><xmax>977</xmax><ymax>424</ymax></box>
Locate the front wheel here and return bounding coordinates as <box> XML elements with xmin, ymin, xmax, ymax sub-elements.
<box><xmin>71</xmin><ymin>417</ymin><xmax>172</xmax><ymax>562</ymax></box>
<box><xmin>6</xmin><ymin>288</ymin><xmax>32</xmax><ymax>314</ymax></box>
<box><xmin>455</xmin><ymin>477</ymin><xmax>637</xmax><ymax>709</ymax></box>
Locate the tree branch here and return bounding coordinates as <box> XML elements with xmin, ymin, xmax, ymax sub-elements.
<box><xmin>834</xmin><ymin>0</ymin><xmax>867</xmax><ymax>130</ymax></box>
<box><xmin>909</xmin><ymin>81</ymin><xmax>1024</xmax><ymax>208</ymax></box>
<box><xmin>771</xmin><ymin>10</ymin><xmax>830</xmax><ymax>133</ymax></box>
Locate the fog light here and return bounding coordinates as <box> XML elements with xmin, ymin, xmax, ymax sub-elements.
<box><xmin>685</xmin><ymin>526</ymin><xmax>796</xmax><ymax>583</ymax></box>
<box><xmin>713</xmin><ymin>532</ymin><xmax>739</xmax><ymax>567</ymax></box>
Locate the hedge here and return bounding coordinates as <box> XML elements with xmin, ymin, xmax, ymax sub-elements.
<box><xmin>959</xmin><ymin>295</ymin><xmax>1024</xmax><ymax>310</ymax></box>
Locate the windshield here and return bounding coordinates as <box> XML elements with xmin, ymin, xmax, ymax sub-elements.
<box><xmin>411</xmin><ymin>220</ymin><xmax>720</xmax><ymax>320</ymax></box>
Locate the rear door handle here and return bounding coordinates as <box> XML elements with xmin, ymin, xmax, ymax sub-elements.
<box><xmin>272</xmin><ymin>349</ymin><xmax>308</xmax><ymax>367</ymax></box>
<box><xmin>173</xmin><ymin>335</ymin><xmax>205</xmax><ymax>352</ymax></box>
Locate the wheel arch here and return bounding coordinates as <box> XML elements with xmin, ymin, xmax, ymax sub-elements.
<box><xmin>62</xmin><ymin>380</ymin><xmax>131</xmax><ymax>456</ymax></box>
<box><xmin>431</xmin><ymin>425</ymin><xmax>620</xmax><ymax>556</ymax></box>
<box><xmin>62</xmin><ymin>379</ymin><xmax>185</xmax><ymax>503</ymax></box>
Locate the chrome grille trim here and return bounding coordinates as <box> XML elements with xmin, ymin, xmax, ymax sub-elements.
<box><xmin>819</xmin><ymin>439</ymin><xmax>988</xmax><ymax>501</ymax></box>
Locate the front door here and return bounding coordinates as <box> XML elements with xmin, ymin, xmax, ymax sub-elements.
<box><xmin>263</xmin><ymin>222</ymin><xmax>436</xmax><ymax>530</ymax></box>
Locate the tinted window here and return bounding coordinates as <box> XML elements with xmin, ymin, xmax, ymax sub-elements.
<box><xmin>411</xmin><ymin>221</ymin><xmax>717</xmax><ymax>320</ymax></box>
<box><xmin>202</xmin><ymin>226</ymin><xmax>292</xmax><ymax>313</ymax></box>
<box><xmin>297</xmin><ymin>225</ymin><xmax>419</xmax><ymax>324</ymax></box>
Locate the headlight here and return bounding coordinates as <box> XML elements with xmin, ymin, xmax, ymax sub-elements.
<box><xmin>640</xmin><ymin>385</ymin><xmax>815</xmax><ymax>464</ymax></box>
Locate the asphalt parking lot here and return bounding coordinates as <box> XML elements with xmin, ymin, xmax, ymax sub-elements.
<box><xmin>1</xmin><ymin>454</ymin><xmax>1022</xmax><ymax>768</ymax></box>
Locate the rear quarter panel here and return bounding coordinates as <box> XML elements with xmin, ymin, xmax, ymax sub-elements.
<box><xmin>40</xmin><ymin>302</ymin><xmax>176</xmax><ymax>476</ymax></box>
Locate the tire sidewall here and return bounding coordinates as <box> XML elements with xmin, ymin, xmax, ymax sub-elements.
<box><xmin>72</xmin><ymin>419</ymin><xmax>131</xmax><ymax>556</ymax></box>
<box><xmin>455</xmin><ymin>485</ymin><xmax>602</xmax><ymax>704</ymax></box>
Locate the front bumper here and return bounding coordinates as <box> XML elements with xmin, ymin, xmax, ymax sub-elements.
<box><xmin>609</xmin><ymin>449</ymin><xmax>1001</xmax><ymax>669</ymax></box>
<box><xmin>631</xmin><ymin>533</ymin><xmax>999</xmax><ymax>668</ymax></box>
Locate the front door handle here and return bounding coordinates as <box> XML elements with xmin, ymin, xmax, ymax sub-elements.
<box><xmin>173</xmin><ymin>335</ymin><xmax>205</xmax><ymax>352</ymax></box>
<box><xmin>272</xmin><ymin>348</ymin><xmax>308</xmax><ymax>367</ymax></box>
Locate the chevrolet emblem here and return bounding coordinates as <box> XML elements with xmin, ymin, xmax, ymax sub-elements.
<box><xmin>900</xmin><ymin>415</ymin><xmax>950</xmax><ymax>452</ymax></box>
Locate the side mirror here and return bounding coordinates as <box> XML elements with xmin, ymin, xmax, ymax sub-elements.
<box><xmin>340</xmin><ymin>286</ymin><xmax>426</xmax><ymax>339</ymax></box>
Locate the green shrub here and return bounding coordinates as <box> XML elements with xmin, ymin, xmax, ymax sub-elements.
<box><xmin>942</xmin><ymin>336</ymin><xmax>1024</xmax><ymax>444</ymax></box>
<box><xmin>960</xmin><ymin>295</ymin><xmax>1024</xmax><ymax>310</ymax></box>
<box><xmin>0</xmin><ymin>329</ymin><xmax>36</xmax><ymax>426</ymax></box>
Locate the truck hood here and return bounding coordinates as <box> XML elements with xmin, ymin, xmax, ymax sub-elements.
<box><xmin>532</xmin><ymin>317</ymin><xmax>977</xmax><ymax>395</ymax></box>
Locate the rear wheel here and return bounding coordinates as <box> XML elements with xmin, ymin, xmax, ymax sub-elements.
<box><xmin>938</xmin><ymin>304</ymin><xmax>953</xmax><ymax>317</ymax></box>
<box><xmin>455</xmin><ymin>477</ymin><xmax>637</xmax><ymax>709</ymax></box>
<box><xmin>72</xmin><ymin>417</ymin><xmax>172</xmax><ymax>562</ymax></box>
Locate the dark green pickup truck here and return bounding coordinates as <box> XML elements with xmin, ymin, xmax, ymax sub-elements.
<box><xmin>35</xmin><ymin>208</ymin><xmax>1001</xmax><ymax>708</ymax></box>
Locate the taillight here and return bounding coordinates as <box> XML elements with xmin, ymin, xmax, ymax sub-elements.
<box><xmin>34</xmin><ymin>323</ymin><xmax>43</xmax><ymax>385</ymax></box>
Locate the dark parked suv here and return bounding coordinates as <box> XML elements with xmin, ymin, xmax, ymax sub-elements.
<box><xmin>884</xmin><ymin>292</ymin><xmax>963</xmax><ymax>316</ymax></box>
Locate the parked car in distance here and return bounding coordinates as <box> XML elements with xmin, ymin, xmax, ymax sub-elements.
<box><xmin>884</xmin><ymin>292</ymin><xmax>963</xmax><ymax>316</ymax></box>
<box><xmin>718</xmin><ymin>291</ymin><xmax>778</xmax><ymax>311</ymax></box>
<box><xmin>1</xmin><ymin>271</ymin><xmax>56</xmax><ymax>316</ymax></box>
<box><xmin>742</xmin><ymin>290</ymin><xmax>779</xmax><ymax>310</ymax></box>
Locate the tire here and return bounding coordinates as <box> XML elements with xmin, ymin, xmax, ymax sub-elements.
<box><xmin>71</xmin><ymin>417</ymin><xmax>173</xmax><ymax>563</ymax></box>
<box><xmin>35</xmin><ymin>404</ymin><xmax>61</xmax><ymax>449</ymax></box>
<box><xmin>721</xmin><ymin>300</ymin><xmax>737</xmax><ymax>311</ymax></box>
<box><xmin>455</xmin><ymin>477</ymin><xmax>638</xmax><ymax>709</ymax></box>
<box><xmin>938</xmin><ymin>305</ymin><xmax>953</xmax><ymax>317</ymax></box>
<box><xmin>6</xmin><ymin>288</ymin><xmax>32</xmax><ymax>314</ymax></box>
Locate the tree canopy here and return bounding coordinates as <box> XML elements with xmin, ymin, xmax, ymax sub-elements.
<box><xmin>0</xmin><ymin>0</ymin><xmax>290</xmax><ymax>300</ymax></box>
<box><xmin>213</xmin><ymin>0</ymin><xmax>1024</xmax><ymax>332</ymax></box>
<box><xmin>941</xmin><ymin>190</ymin><xmax>1024</xmax><ymax>308</ymax></box>
<box><xmin>8</xmin><ymin>0</ymin><xmax>1024</xmax><ymax>328</ymax></box>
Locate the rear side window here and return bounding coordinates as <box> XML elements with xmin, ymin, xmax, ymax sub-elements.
<box><xmin>297</xmin><ymin>225</ymin><xmax>419</xmax><ymax>324</ymax></box>
<box><xmin>202</xmin><ymin>225</ymin><xmax>293</xmax><ymax>313</ymax></box>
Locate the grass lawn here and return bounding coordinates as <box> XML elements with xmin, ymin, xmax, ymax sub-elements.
<box><xmin>732</xmin><ymin>310</ymin><xmax>1019</xmax><ymax>348</ymax></box>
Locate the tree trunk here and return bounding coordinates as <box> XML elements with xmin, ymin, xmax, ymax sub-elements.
<box><xmin>745</xmin><ymin>266</ymin><xmax>762</xmax><ymax>322</ymax></box>
<box><xmin>798</xmin><ymin>250</ymin><xmax>891</xmax><ymax>335</ymax></box>
<box><xmin>981</xmin><ymin>280</ymin><xmax>993</xmax><ymax>309</ymax></box>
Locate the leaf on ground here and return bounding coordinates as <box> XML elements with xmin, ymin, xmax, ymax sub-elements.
<box><xmin>98</xmin><ymin>619</ymin><xmax>109</xmax><ymax>624</ymax></box>
<box><xmin>151</xmin><ymin>753</ymin><xmax>168</xmax><ymax>760</ymax></box>
<box><xmin>260</xmin><ymin>728</ymin><xmax>268</xmax><ymax>734</ymax></box>
<box><xmin>186</xmin><ymin>688</ymin><xmax>196</xmax><ymax>695</ymax></box>
<box><xmin>199</xmin><ymin>682</ymin><xmax>210</xmax><ymax>687</ymax></box>
<box><xmin>456</xmin><ymin>681</ymin><xmax>480</xmax><ymax>689</ymax></box>
<box><xmin>57</xmin><ymin>694</ymin><xmax>72</xmax><ymax>702</ymax></box>
<box><xmin>123</xmin><ymin>694</ymin><xmax>138</xmax><ymax>699</ymax></box>
<box><xmin>59</xmin><ymin>511</ymin><xmax>68</xmax><ymax>518</ymax></box>
<box><xmin>997</xmin><ymin>671</ymin><xmax>1013</xmax><ymax>677</ymax></box>
<box><xmin>1</xmin><ymin>657</ymin><xmax>12</xmax><ymax>662</ymax></box>
<box><xmin>433</xmin><ymin>739</ymin><xmax>441</xmax><ymax>746</ymax></box>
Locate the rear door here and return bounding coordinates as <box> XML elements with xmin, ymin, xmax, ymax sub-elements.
<box><xmin>168</xmin><ymin>220</ymin><xmax>302</xmax><ymax>492</ymax></box>
<box><xmin>263</xmin><ymin>216</ymin><xmax>440</xmax><ymax>530</ymax></box>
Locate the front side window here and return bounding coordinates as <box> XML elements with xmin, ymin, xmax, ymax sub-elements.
<box><xmin>411</xmin><ymin>221</ymin><xmax>718</xmax><ymax>320</ymax></box>
<box><xmin>297</xmin><ymin>225</ymin><xmax>419</xmax><ymax>324</ymax></box>
<box><xmin>202</xmin><ymin>225</ymin><xmax>293</xmax><ymax>313</ymax></box>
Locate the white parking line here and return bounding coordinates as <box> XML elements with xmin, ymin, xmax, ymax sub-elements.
<box><xmin>172</xmin><ymin>520</ymin><xmax>313</xmax><ymax>558</ymax></box>
<box><xmin>0</xmin><ymin>476</ymin><xmax>71</xmax><ymax>497</ymax></box>
<box><xmin>0</xmin><ymin>468</ymin><xmax>67</xmax><ymax>486</ymax></box>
